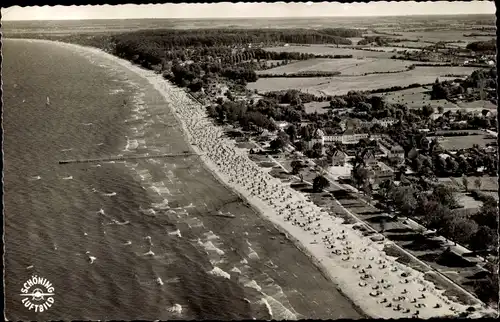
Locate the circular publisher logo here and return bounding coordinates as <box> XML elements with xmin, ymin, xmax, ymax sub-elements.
<box><xmin>20</xmin><ymin>275</ymin><xmax>55</xmax><ymax>312</ymax></box>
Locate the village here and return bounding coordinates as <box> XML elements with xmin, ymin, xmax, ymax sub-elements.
<box><xmin>198</xmin><ymin>61</ymin><xmax>498</xmax><ymax>310</ymax></box>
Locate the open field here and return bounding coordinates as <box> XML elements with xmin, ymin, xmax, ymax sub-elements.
<box><xmin>456</xmin><ymin>100</ymin><xmax>497</xmax><ymax>111</ymax></box>
<box><xmin>381</xmin><ymin>87</ymin><xmax>497</xmax><ymax>112</ymax></box>
<box><xmin>440</xmin><ymin>176</ymin><xmax>498</xmax><ymax>193</ymax></box>
<box><xmin>257</xmin><ymin>58</ymin><xmax>413</xmax><ymax>76</ymax></box>
<box><xmin>427</xmin><ymin>135</ymin><xmax>497</xmax><ymax>151</ymax></box>
<box><xmin>386</xmin><ymin>41</ymin><xmax>435</xmax><ymax>48</ymax></box>
<box><xmin>438</xmin><ymin>176</ymin><xmax>499</xmax><ymax>206</ymax></box>
<box><xmin>380</xmin><ymin>87</ymin><xmax>460</xmax><ymax>110</ymax></box>
<box><xmin>360</xmin><ymin>46</ymin><xmax>421</xmax><ymax>53</ymax></box>
<box><xmin>249</xmin><ymin>66</ymin><xmax>478</xmax><ymax>96</ymax></box>
<box><xmin>384</xmin><ymin>30</ymin><xmax>494</xmax><ymax>43</ymax></box>
<box><xmin>263</xmin><ymin>45</ymin><xmax>394</xmax><ymax>58</ymax></box>
<box><xmin>304</xmin><ymin>101</ymin><xmax>330</xmax><ymax>114</ymax></box>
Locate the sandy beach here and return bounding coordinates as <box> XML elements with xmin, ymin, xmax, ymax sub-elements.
<box><xmin>22</xmin><ymin>39</ymin><xmax>493</xmax><ymax>319</ymax></box>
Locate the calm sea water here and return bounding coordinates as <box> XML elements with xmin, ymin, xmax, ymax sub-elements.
<box><xmin>3</xmin><ymin>39</ymin><xmax>363</xmax><ymax>321</ymax></box>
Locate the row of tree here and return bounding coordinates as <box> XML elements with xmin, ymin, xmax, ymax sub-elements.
<box><xmin>379</xmin><ymin>181</ymin><xmax>498</xmax><ymax>254</ymax></box>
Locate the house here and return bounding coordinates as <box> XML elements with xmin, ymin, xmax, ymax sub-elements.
<box><xmin>332</xmin><ymin>150</ymin><xmax>347</xmax><ymax>166</ymax></box>
<box><xmin>275</xmin><ymin>121</ymin><xmax>289</xmax><ymax>130</ymax></box>
<box><xmin>370</xmin><ymin>161</ymin><xmax>395</xmax><ymax>187</ymax></box>
<box><xmin>307</xmin><ymin>128</ymin><xmax>326</xmax><ymax>155</ymax></box>
<box><xmin>372</xmin><ymin>117</ymin><xmax>397</xmax><ymax>128</ymax></box>
<box><xmin>377</xmin><ymin>136</ymin><xmax>405</xmax><ymax>158</ymax></box>
<box><xmin>361</xmin><ymin>149</ymin><xmax>377</xmax><ymax>167</ymax></box>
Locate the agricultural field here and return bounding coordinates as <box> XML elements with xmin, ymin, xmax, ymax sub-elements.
<box><xmin>248</xmin><ymin>66</ymin><xmax>479</xmax><ymax>96</ymax></box>
<box><xmin>456</xmin><ymin>100</ymin><xmax>497</xmax><ymax>111</ymax></box>
<box><xmin>263</xmin><ymin>45</ymin><xmax>394</xmax><ymax>58</ymax></box>
<box><xmin>360</xmin><ymin>46</ymin><xmax>421</xmax><ymax>53</ymax></box>
<box><xmin>383</xmin><ymin>30</ymin><xmax>495</xmax><ymax>43</ymax></box>
<box><xmin>427</xmin><ymin>134</ymin><xmax>497</xmax><ymax>151</ymax></box>
<box><xmin>380</xmin><ymin>87</ymin><xmax>460</xmax><ymax>110</ymax></box>
<box><xmin>385</xmin><ymin>41</ymin><xmax>435</xmax><ymax>48</ymax></box>
<box><xmin>256</xmin><ymin>58</ymin><xmax>413</xmax><ymax>76</ymax></box>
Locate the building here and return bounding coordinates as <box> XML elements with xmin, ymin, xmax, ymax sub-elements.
<box><xmin>332</xmin><ymin>149</ymin><xmax>347</xmax><ymax>166</ymax></box>
<box><xmin>275</xmin><ymin>121</ymin><xmax>289</xmax><ymax>130</ymax></box>
<box><xmin>361</xmin><ymin>149</ymin><xmax>377</xmax><ymax>167</ymax></box>
<box><xmin>323</xmin><ymin>131</ymin><xmax>369</xmax><ymax>144</ymax></box>
<box><xmin>371</xmin><ymin>117</ymin><xmax>397</xmax><ymax>128</ymax></box>
<box><xmin>370</xmin><ymin>161</ymin><xmax>395</xmax><ymax>187</ymax></box>
<box><xmin>307</xmin><ymin>128</ymin><xmax>326</xmax><ymax>155</ymax></box>
<box><xmin>377</xmin><ymin>136</ymin><xmax>405</xmax><ymax>158</ymax></box>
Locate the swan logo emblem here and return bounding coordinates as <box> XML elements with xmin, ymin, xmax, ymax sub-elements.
<box><xmin>20</xmin><ymin>275</ymin><xmax>55</xmax><ymax>312</ymax></box>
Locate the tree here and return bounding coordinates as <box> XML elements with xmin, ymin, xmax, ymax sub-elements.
<box><xmin>462</xmin><ymin>176</ymin><xmax>469</xmax><ymax>192</ymax></box>
<box><xmin>300</xmin><ymin>126</ymin><xmax>311</xmax><ymax>141</ymax></box>
<box><xmin>474</xmin><ymin>178</ymin><xmax>482</xmax><ymax>190</ymax></box>
<box><xmin>285</xmin><ymin>124</ymin><xmax>297</xmax><ymax>141</ymax></box>
<box><xmin>270</xmin><ymin>135</ymin><xmax>288</xmax><ymax>151</ymax></box>
<box><xmin>422</xmin><ymin>105</ymin><xmax>434</xmax><ymax>119</ymax></box>
<box><xmin>469</xmin><ymin>226</ymin><xmax>497</xmax><ymax>252</ymax></box>
<box><xmin>294</xmin><ymin>140</ymin><xmax>305</xmax><ymax>151</ymax></box>
<box><xmin>291</xmin><ymin>160</ymin><xmax>302</xmax><ymax>175</ymax></box>
<box><xmin>378</xmin><ymin>179</ymin><xmax>394</xmax><ymax>200</ymax></box>
<box><xmin>311</xmin><ymin>142</ymin><xmax>324</xmax><ymax>158</ymax></box>
<box><xmin>473</xmin><ymin>197</ymin><xmax>498</xmax><ymax>230</ymax></box>
<box><xmin>313</xmin><ymin>175</ymin><xmax>330</xmax><ymax>192</ymax></box>
<box><xmin>206</xmin><ymin>105</ymin><xmax>218</xmax><ymax>118</ymax></box>
<box><xmin>444</xmin><ymin>217</ymin><xmax>478</xmax><ymax>246</ymax></box>
<box><xmin>390</xmin><ymin>185</ymin><xmax>417</xmax><ymax>217</ymax></box>
<box><xmin>421</xmin><ymin>200</ymin><xmax>453</xmax><ymax>233</ymax></box>
<box><xmin>361</xmin><ymin>181</ymin><xmax>373</xmax><ymax>202</ymax></box>
<box><xmin>431</xmin><ymin>82</ymin><xmax>449</xmax><ymax>100</ymax></box>
<box><xmin>351</xmin><ymin>165</ymin><xmax>370</xmax><ymax>189</ymax></box>
<box><xmin>431</xmin><ymin>184</ymin><xmax>459</xmax><ymax>209</ymax></box>
<box><xmin>188</xmin><ymin>79</ymin><xmax>203</xmax><ymax>92</ymax></box>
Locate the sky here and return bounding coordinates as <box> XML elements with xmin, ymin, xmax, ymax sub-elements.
<box><xmin>1</xmin><ymin>1</ymin><xmax>496</xmax><ymax>21</ymax></box>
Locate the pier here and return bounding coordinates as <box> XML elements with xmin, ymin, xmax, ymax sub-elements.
<box><xmin>59</xmin><ymin>152</ymin><xmax>201</xmax><ymax>165</ymax></box>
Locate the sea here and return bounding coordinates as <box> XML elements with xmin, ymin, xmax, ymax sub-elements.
<box><xmin>3</xmin><ymin>39</ymin><xmax>363</xmax><ymax>320</ymax></box>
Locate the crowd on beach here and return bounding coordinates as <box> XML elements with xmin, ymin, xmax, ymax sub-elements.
<box><xmin>48</xmin><ymin>38</ymin><xmax>488</xmax><ymax>319</ymax></box>
<box><xmin>149</xmin><ymin>79</ymin><xmax>488</xmax><ymax>319</ymax></box>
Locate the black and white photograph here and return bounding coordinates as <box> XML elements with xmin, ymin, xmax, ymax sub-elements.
<box><xmin>1</xmin><ymin>1</ymin><xmax>498</xmax><ymax>320</ymax></box>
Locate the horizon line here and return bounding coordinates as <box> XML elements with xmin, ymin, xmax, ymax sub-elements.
<box><xmin>2</xmin><ymin>12</ymin><xmax>495</xmax><ymax>22</ymax></box>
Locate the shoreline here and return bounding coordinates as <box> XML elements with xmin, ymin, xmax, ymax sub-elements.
<box><xmin>7</xmin><ymin>38</ymin><xmax>492</xmax><ymax>319</ymax></box>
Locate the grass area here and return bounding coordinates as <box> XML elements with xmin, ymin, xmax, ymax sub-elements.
<box><xmin>304</xmin><ymin>101</ymin><xmax>330</xmax><ymax>114</ymax></box>
<box><xmin>248</xmin><ymin>68</ymin><xmax>467</xmax><ymax>96</ymax></box>
<box><xmin>391</xmin><ymin>30</ymin><xmax>494</xmax><ymax>43</ymax></box>
<box><xmin>386</xmin><ymin>41</ymin><xmax>435</xmax><ymax>48</ymax></box>
<box><xmin>427</xmin><ymin>135</ymin><xmax>496</xmax><ymax>150</ymax></box>
<box><xmin>439</xmin><ymin>176</ymin><xmax>498</xmax><ymax>192</ymax></box>
<box><xmin>263</xmin><ymin>45</ymin><xmax>394</xmax><ymax>58</ymax></box>
<box><xmin>456</xmin><ymin>100</ymin><xmax>497</xmax><ymax>111</ymax></box>
<box><xmin>380</xmin><ymin>86</ymin><xmax>460</xmax><ymax>110</ymax></box>
<box><xmin>256</xmin><ymin>58</ymin><xmax>412</xmax><ymax>76</ymax></box>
